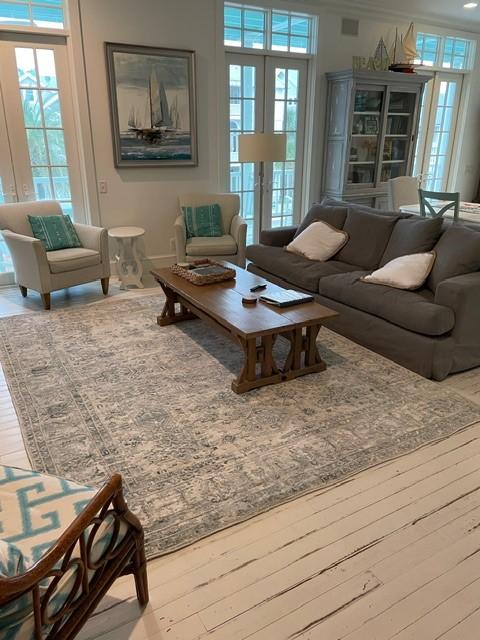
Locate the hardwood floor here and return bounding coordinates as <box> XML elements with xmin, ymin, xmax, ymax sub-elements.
<box><xmin>0</xmin><ymin>280</ymin><xmax>480</xmax><ymax>640</ymax></box>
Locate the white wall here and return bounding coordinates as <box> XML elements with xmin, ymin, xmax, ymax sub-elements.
<box><xmin>75</xmin><ymin>0</ymin><xmax>480</xmax><ymax>262</ymax></box>
<box><xmin>77</xmin><ymin>0</ymin><xmax>221</xmax><ymax>262</ymax></box>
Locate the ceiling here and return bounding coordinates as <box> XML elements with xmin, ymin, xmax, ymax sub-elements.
<box><xmin>302</xmin><ymin>0</ymin><xmax>480</xmax><ymax>32</ymax></box>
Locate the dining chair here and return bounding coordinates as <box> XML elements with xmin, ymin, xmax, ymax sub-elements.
<box><xmin>387</xmin><ymin>176</ymin><xmax>420</xmax><ymax>211</ymax></box>
<box><xmin>418</xmin><ymin>189</ymin><xmax>460</xmax><ymax>220</ymax></box>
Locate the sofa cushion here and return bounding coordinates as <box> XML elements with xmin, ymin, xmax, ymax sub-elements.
<box><xmin>321</xmin><ymin>196</ymin><xmax>412</xmax><ymax>219</ymax></box>
<box><xmin>363</xmin><ymin>252</ymin><xmax>436</xmax><ymax>290</ymax></box>
<box><xmin>380</xmin><ymin>217</ymin><xmax>443</xmax><ymax>266</ymax></box>
<box><xmin>428</xmin><ymin>225</ymin><xmax>480</xmax><ymax>292</ymax></box>
<box><xmin>294</xmin><ymin>204</ymin><xmax>347</xmax><ymax>238</ymax></box>
<box><xmin>287</xmin><ymin>221</ymin><xmax>349</xmax><ymax>261</ymax></box>
<box><xmin>47</xmin><ymin>247</ymin><xmax>101</xmax><ymax>274</ymax></box>
<box><xmin>335</xmin><ymin>208</ymin><xmax>400</xmax><ymax>270</ymax></box>
<box><xmin>245</xmin><ymin>244</ymin><xmax>361</xmax><ymax>292</ymax></box>
<box><xmin>319</xmin><ymin>272</ymin><xmax>455</xmax><ymax>336</ymax></box>
<box><xmin>186</xmin><ymin>234</ymin><xmax>237</xmax><ymax>256</ymax></box>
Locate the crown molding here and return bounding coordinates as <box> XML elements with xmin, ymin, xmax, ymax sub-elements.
<box><xmin>292</xmin><ymin>0</ymin><xmax>480</xmax><ymax>35</ymax></box>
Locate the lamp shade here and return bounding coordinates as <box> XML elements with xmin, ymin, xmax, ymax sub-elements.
<box><xmin>238</xmin><ymin>132</ymin><xmax>287</xmax><ymax>163</ymax></box>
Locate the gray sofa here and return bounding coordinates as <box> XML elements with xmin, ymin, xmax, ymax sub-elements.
<box><xmin>246</xmin><ymin>201</ymin><xmax>480</xmax><ymax>381</ymax></box>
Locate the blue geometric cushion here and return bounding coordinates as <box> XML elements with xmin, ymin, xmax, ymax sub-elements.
<box><xmin>28</xmin><ymin>215</ymin><xmax>82</xmax><ymax>251</ymax></box>
<box><xmin>182</xmin><ymin>204</ymin><xmax>223</xmax><ymax>239</ymax></box>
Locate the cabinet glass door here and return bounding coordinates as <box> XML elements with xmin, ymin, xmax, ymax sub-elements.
<box><xmin>380</xmin><ymin>91</ymin><xmax>416</xmax><ymax>182</ymax></box>
<box><xmin>348</xmin><ymin>88</ymin><xmax>383</xmax><ymax>186</ymax></box>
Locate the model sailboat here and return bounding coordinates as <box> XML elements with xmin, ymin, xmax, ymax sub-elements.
<box><xmin>389</xmin><ymin>22</ymin><xmax>417</xmax><ymax>73</ymax></box>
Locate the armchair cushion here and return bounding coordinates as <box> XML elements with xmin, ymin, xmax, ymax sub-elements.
<box><xmin>182</xmin><ymin>204</ymin><xmax>223</xmax><ymax>238</ymax></box>
<box><xmin>186</xmin><ymin>235</ymin><xmax>237</xmax><ymax>256</ymax></box>
<box><xmin>47</xmin><ymin>248</ymin><xmax>101</xmax><ymax>274</ymax></box>
<box><xmin>0</xmin><ymin>466</ymin><xmax>96</xmax><ymax>567</ymax></box>
<box><xmin>28</xmin><ymin>215</ymin><xmax>82</xmax><ymax>251</ymax></box>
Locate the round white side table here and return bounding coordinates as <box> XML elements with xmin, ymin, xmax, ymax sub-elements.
<box><xmin>108</xmin><ymin>226</ymin><xmax>145</xmax><ymax>290</ymax></box>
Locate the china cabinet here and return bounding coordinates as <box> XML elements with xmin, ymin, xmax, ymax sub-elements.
<box><xmin>322</xmin><ymin>70</ymin><xmax>430</xmax><ymax>209</ymax></box>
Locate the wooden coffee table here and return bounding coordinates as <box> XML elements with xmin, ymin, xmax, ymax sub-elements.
<box><xmin>151</xmin><ymin>264</ymin><xmax>338</xmax><ymax>394</ymax></box>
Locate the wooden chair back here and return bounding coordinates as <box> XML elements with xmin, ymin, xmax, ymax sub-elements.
<box><xmin>418</xmin><ymin>189</ymin><xmax>460</xmax><ymax>220</ymax></box>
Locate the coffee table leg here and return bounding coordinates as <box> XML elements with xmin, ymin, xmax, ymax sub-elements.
<box><xmin>156</xmin><ymin>282</ymin><xmax>197</xmax><ymax>326</ymax></box>
<box><xmin>283</xmin><ymin>324</ymin><xmax>326</xmax><ymax>379</ymax></box>
<box><xmin>232</xmin><ymin>335</ymin><xmax>282</xmax><ymax>394</ymax></box>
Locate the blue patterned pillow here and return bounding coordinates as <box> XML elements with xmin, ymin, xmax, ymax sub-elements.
<box><xmin>182</xmin><ymin>204</ymin><xmax>223</xmax><ymax>239</ymax></box>
<box><xmin>28</xmin><ymin>214</ymin><xmax>82</xmax><ymax>251</ymax></box>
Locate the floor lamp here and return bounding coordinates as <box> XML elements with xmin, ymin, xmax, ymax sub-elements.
<box><xmin>238</xmin><ymin>132</ymin><xmax>287</xmax><ymax>233</ymax></box>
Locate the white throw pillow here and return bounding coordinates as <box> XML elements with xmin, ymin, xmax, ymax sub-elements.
<box><xmin>286</xmin><ymin>220</ymin><xmax>349</xmax><ymax>262</ymax></box>
<box><xmin>362</xmin><ymin>252</ymin><xmax>436</xmax><ymax>290</ymax></box>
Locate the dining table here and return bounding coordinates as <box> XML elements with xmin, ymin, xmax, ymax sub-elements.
<box><xmin>400</xmin><ymin>200</ymin><xmax>480</xmax><ymax>223</ymax></box>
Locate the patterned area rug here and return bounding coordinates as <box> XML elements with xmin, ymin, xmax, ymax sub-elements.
<box><xmin>1</xmin><ymin>294</ymin><xmax>478</xmax><ymax>559</ymax></box>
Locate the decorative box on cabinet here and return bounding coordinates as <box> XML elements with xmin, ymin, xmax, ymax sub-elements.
<box><xmin>322</xmin><ymin>70</ymin><xmax>430</xmax><ymax>208</ymax></box>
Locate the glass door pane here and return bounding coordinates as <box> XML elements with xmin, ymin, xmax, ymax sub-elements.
<box><xmin>423</xmin><ymin>78</ymin><xmax>461</xmax><ymax>190</ymax></box>
<box><xmin>14</xmin><ymin>46</ymin><xmax>73</xmax><ymax>216</ymax></box>
<box><xmin>228</xmin><ymin>57</ymin><xmax>263</xmax><ymax>244</ymax></box>
<box><xmin>264</xmin><ymin>58</ymin><xmax>307</xmax><ymax>230</ymax></box>
<box><xmin>380</xmin><ymin>91</ymin><xmax>416</xmax><ymax>183</ymax></box>
<box><xmin>349</xmin><ymin>89</ymin><xmax>383</xmax><ymax>186</ymax></box>
<box><xmin>0</xmin><ymin>93</ymin><xmax>17</xmax><ymax>276</ymax></box>
<box><xmin>0</xmin><ymin>39</ymin><xmax>84</xmax><ymax>222</ymax></box>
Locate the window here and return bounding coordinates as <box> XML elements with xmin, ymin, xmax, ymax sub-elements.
<box><xmin>224</xmin><ymin>3</ymin><xmax>315</xmax><ymax>54</ymax></box>
<box><xmin>443</xmin><ymin>37</ymin><xmax>472</xmax><ymax>70</ymax></box>
<box><xmin>0</xmin><ymin>1</ymin><xmax>65</xmax><ymax>29</ymax></box>
<box><xmin>415</xmin><ymin>34</ymin><xmax>440</xmax><ymax>67</ymax></box>
<box><xmin>415</xmin><ymin>32</ymin><xmax>474</xmax><ymax>70</ymax></box>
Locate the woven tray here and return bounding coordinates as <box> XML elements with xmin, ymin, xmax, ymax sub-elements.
<box><xmin>170</xmin><ymin>259</ymin><xmax>236</xmax><ymax>285</ymax></box>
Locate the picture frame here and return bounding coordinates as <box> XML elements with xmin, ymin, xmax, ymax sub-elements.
<box><xmin>105</xmin><ymin>42</ymin><xmax>198</xmax><ymax>167</ymax></box>
<box><xmin>365</xmin><ymin>117</ymin><xmax>379</xmax><ymax>135</ymax></box>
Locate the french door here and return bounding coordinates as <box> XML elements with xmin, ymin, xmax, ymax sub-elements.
<box><xmin>0</xmin><ymin>36</ymin><xmax>83</xmax><ymax>281</ymax></box>
<box><xmin>414</xmin><ymin>72</ymin><xmax>462</xmax><ymax>191</ymax></box>
<box><xmin>227</xmin><ymin>53</ymin><xmax>307</xmax><ymax>243</ymax></box>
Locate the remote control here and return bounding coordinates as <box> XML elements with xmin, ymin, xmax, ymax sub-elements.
<box><xmin>250</xmin><ymin>284</ymin><xmax>267</xmax><ymax>292</ymax></box>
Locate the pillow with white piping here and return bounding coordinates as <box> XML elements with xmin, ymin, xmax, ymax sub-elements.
<box><xmin>361</xmin><ymin>252</ymin><xmax>436</xmax><ymax>290</ymax></box>
<box><xmin>286</xmin><ymin>220</ymin><xmax>349</xmax><ymax>262</ymax></box>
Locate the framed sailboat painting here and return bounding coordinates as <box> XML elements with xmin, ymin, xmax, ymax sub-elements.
<box><xmin>105</xmin><ymin>43</ymin><xmax>198</xmax><ymax>167</ymax></box>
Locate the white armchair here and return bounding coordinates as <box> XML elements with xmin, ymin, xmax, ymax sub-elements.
<box><xmin>176</xmin><ymin>193</ymin><xmax>247</xmax><ymax>268</ymax></box>
<box><xmin>0</xmin><ymin>200</ymin><xmax>110</xmax><ymax>310</ymax></box>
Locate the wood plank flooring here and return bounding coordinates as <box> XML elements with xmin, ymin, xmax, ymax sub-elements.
<box><xmin>0</xmin><ymin>280</ymin><xmax>479</xmax><ymax>640</ymax></box>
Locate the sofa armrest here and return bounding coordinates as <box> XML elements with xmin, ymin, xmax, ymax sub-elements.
<box><xmin>2</xmin><ymin>230</ymin><xmax>51</xmax><ymax>293</ymax></box>
<box><xmin>435</xmin><ymin>272</ymin><xmax>480</xmax><ymax>343</ymax></box>
<box><xmin>259</xmin><ymin>226</ymin><xmax>297</xmax><ymax>247</ymax></box>
<box><xmin>174</xmin><ymin>215</ymin><xmax>187</xmax><ymax>262</ymax></box>
<box><xmin>230</xmin><ymin>214</ymin><xmax>247</xmax><ymax>268</ymax></box>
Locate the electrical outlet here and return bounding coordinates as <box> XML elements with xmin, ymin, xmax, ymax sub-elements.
<box><xmin>465</xmin><ymin>165</ymin><xmax>474</xmax><ymax>175</ymax></box>
<box><xmin>98</xmin><ymin>180</ymin><xmax>108</xmax><ymax>194</ymax></box>
<box><xmin>170</xmin><ymin>238</ymin><xmax>176</xmax><ymax>251</ymax></box>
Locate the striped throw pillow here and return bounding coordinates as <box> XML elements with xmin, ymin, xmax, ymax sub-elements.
<box><xmin>182</xmin><ymin>204</ymin><xmax>223</xmax><ymax>239</ymax></box>
<box><xmin>28</xmin><ymin>215</ymin><xmax>82</xmax><ymax>251</ymax></box>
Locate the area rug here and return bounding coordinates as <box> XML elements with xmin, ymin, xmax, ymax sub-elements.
<box><xmin>0</xmin><ymin>294</ymin><xmax>478</xmax><ymax>559</ymax></box>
